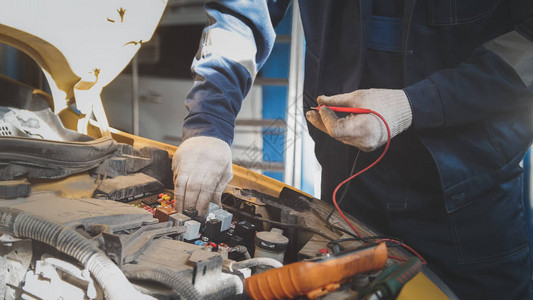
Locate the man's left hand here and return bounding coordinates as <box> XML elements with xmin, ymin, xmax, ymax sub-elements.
<box><xmin>305</xmin><ymin>89</ymin><xmax>413</xmax><ymax>152</ymax></box>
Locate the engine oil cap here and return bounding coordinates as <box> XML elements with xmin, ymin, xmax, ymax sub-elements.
<box><xmin>255</xmin><ymin>228</ymin><xmax>289</xmax><ymax>252</ymax></box>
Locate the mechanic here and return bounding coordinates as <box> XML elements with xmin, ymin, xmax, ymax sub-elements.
<box><xmin>172</xmin><ymin>1</ymin><xmax>533</xmax><ymax>298</ymax></box>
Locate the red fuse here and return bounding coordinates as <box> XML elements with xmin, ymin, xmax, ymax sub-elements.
<box><xmin>140</xmin><ymin>204</ymin><xmax>156</xmax><ymax>215</ymax></box>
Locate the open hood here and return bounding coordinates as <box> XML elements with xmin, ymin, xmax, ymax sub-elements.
<box><xmin>0</xmin><ymin>0</ymin><xmax>167</xmax><ymax>136</ymax></box>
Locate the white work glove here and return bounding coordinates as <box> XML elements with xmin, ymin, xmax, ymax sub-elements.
<box><xmin>306</xmin><ymin>89</ymin><xmax>413</xmax><ymax>152</ymax></box>
<box><xmin>172</xmin><ymin>136</ymin><xmax>233</xmax><ymax>216</ymax></box>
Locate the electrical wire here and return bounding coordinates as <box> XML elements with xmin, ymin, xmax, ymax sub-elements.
<box><xmin>325</xmin><ymin>149</ymin><xmax>360</xmax><ymax>224</ymax></box>
<box><xmin>326</xmin><ymin>237</ymin><xmax>403</xmax><ymax>250</ymax></box>
<box><xmin>330</xmin><ymin>109</ymin><xmax>390</xmax><ymax>237</ymax></box>
<box><xmin>317</xmin><ymin>106</ymin><xmax>427</xmax><ymax>264</ymax></box>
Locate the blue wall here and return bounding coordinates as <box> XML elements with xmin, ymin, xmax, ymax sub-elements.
<box><xmin>261</xmin><ymin>9</ymin><xmax>292</xmax><ymax>182</ymax></box>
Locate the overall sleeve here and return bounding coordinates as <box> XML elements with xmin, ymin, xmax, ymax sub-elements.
<box><xmin>181</xmin><ymin>0</ymin><xmax>291</xmax><ymax>145</ymax></box>
<box><xmin>404</xmin><ymin>16</ymin><xmax>533</xmax><ymax>130</ymax></box>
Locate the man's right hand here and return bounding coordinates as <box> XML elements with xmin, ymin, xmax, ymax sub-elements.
<box><xmin>172</xmin><ymin>136</ymin><xmax>233</xmax><ymax>216</ymax></box>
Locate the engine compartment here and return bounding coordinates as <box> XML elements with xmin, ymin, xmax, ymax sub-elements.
<box><xmin>0</xmin><ymin>66</ymin><xmax>456</xmax><ymax>300</ymax></box>
<box><xmin>0</xmin><ymin>164</ymin><xmax>456</xmax><ymax>299</ymax></box>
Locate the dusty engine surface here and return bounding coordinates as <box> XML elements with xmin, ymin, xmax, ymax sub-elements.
<box><xmin>0</xmin><ymin>190</ymin><xmax>246</xmax><ymax>299</ymax></box>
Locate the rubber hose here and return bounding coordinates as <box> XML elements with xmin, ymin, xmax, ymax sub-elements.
<box><xmin>0</xmin><ymin>207</ymin><xmax>153</xmax><ymax>300</ymax></box>
<box><xmin>232</xmin><ymin>258</ymin><xmax>283</xmax><ymax>271</ymax></box>
<box><xmin>123</xmin><ymin>265</ymin><xmax>202</xmax><ymax>300</ymax></box>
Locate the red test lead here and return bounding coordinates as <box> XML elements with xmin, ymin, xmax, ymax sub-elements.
<box><xmin>311</xmin><ymin>105</ymin><xmax>373</xmax><ymax>114</ymax></box>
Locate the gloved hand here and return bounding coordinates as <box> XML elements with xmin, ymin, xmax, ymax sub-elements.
<box><xmin>172</xmin><ymin>136</ymin><xmax>233</xmax><ymax>216</ymax></box>
<box><xmin>306</xmin><ymin>89</ymin><xmax>413</xmax><ymax>152</ymax></box>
